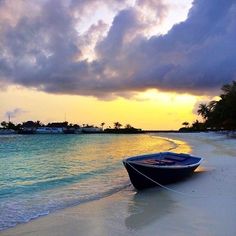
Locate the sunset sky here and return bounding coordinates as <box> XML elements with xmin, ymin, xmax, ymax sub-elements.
<box><xmin>0</xmin><ymin>0</ymin><xmax>235</xmax><ymax>130</ymax></box>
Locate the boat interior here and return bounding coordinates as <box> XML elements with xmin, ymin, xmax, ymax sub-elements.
<box><xmin>128</xmin><ymin>153</ymin><xmax>201</xmax><ymax>166</ymax></box>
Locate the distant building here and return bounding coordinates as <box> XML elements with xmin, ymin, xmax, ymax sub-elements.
<box><xmin>35</xmin><ymin>122</ymin><xmax>68</xmax><ymax>134</ymax></box>
<box><xmin>0</xmin><ymin>129</ymin><xmax>16</xmax><ymax>135</ymax></box>
<box><xmin>36</xmin><ymin>127</ymin><xmax>64</xmax><ymax>134</ymax></box>
<box><xmin>82</xmin><ymin>125</ymin><xmax>102</xmax><ymax>133</ymax></box>
<box><xmin>19</xmin><ymin>121</ymin><xmax>37</xmax><ymax>134</ymax></box>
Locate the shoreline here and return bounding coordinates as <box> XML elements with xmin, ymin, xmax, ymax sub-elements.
<box><xmin>1</xmin><ymin>132</ymin><xmax>236</xmax><ymax>236</ymax></box>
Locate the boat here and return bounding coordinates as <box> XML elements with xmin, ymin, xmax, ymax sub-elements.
<box><xmin>123</xmin><ymin>152</ymin><xmax>202</xmax><ymax>190</ymax></box>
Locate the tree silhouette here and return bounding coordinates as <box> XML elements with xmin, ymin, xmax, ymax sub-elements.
<box><xmin>114</xmin><ymin>122</ymin><xmax>122</xmax><ymax>129</ymax></box>
<box><xmin>36</xmin><ymin>120</ymin><xmax>42</xmax><ymax>127</ymax></box>
<box><xmin>125</xmin><ymin>124</ymin><xmax>133</xmax><ymax>129</ymax></box>
<box><xmin>196</xmin><ymin>80</ymin><xmax>236</xmax><ymax>130</ymax></box>
<box><xmin>1</xmin><ymin>121</ymin><xmax>7</xmax><ymax>128</ymax></box>
<box><xmin>182</xmin><ymin>122</ymin><xmax>189</xmax><ymax>128</ymax></box>
<box><xmin>197</xmin><ymin>104</ymin><xmax>210</xmax><ymax>120</ymax></box>
<box><xmin>101</xmin><ymin>122</ymin><xmax>105</xmax><ymax>130</ymax></box>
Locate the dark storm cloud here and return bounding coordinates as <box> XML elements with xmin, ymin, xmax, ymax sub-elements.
<box><xmin>0</xmin><ymin>0</ymin><xmax>235</xmax><ymax>98</ymax></box>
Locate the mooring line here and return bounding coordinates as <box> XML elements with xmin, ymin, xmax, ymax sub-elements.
<box><xmin>126</xmin><ymin>162</ymin><xmax>206</xmax><ymax>198</ymax></box>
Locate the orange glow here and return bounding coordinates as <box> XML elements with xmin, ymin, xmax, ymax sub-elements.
<box><xmin>0</xmin><ymin>87</ymin><xmax>202</xmax><ymax>130</ymax></box>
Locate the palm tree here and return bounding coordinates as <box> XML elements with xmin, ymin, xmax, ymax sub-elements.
<box><xmin>1</xmin><ymin>121</ymin><xmax>7</xmax><ymax>128</ymax></box>
<box><xmin>125</xmin><ymin>124</ymin><xmax>133</xmax><ymax>129</ymax></box>
<box><xmin>197</xmin><ymin>81</ymin><xmax>236</xmax><ymax>130</ymax></box>
<box><xmin>114</xmin><ymin>122</ymin><xmax>122</xmax><ymax>129</ymax></box>
<box><xmin>101</xmin><ymin>122</ymin><xmax>105</xmax><ymax>130</ymax></box>
<box><xmin>36</xmin><ymin>120</ymin><xmax>42</xmax><ymax>127</ymax></box>
<box><xmin>197</xmin><ymin>103</ymin><xmax>210</xmax><ymax>120</ymax></box>
<box><xmin>221</xmin><ymin>80</ymin><xmax>236</xmax><ymax>97</ymax></box>
<box><xmin>208</xmin><ymin>101</ymin><xmax>217</xmax><ymax>112</ymax></box>
<box><xmin>182</xmin><ymin>122</ymin><xmax>189</xmax><ymax>128</ymax></box>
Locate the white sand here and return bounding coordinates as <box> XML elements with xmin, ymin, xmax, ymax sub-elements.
<box><xmin>1</xmin><ymin>132</ymin><xmax>236</xmax><ymax>236</ymax></box>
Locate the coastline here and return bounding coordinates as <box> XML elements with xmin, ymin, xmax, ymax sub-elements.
<box><xmin>1</xmin><ymin>132</ymin><xmax>236</xmax><ymax>236</ymax></box>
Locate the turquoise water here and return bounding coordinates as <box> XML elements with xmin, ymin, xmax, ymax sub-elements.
<box><xmin>0</xmin><ymin>133</ymin><xmax>178</xmax><ymax>231</ymax></box>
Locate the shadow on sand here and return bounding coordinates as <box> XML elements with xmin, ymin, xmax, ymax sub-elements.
<box><xmin>125</xmin><ymin>189</ymin><xmax>176</xmax><ymax>230</ymax></box>
<box><xmin>125</xmin><ymin>169</ymin><xmax>209</xmax><ymax>231</ymax></box>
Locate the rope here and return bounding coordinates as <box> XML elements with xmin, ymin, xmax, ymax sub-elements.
<box><xmin>126</xmin><ymin>162</ymin><xmax>205</xmax><ymax>198</ymax></box>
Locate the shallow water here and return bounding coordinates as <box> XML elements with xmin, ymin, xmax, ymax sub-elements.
<box><xmin>0</xmin><ymin>133</ymin><xmax>189</xmax><ymax>231</ymax></box>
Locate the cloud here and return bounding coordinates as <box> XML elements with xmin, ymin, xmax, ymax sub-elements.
<box><xmin>5</xmin><ymin>108</ymin><xmax>27</xmax><ymax>120</ymax></box>
<box><xmin>0</xmin><ymin>0</ymin><xmax>235</xmax><ymax>99</ymax></box>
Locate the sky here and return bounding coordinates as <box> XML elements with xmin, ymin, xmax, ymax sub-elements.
<box><xmin>0</xmin><ymin>0</ymin><xmax>235</xmax><ymax>130</ymax></box>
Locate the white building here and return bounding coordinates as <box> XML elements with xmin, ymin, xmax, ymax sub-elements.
<box><xmin>36</xmin><ymin>127</ymin><xmax>64</xmax><ymax>134</ymax></box>
<box><xmin>0</xmin><ymin>129</ymin><xmax>16</xmax><ymax>135</ymax></box>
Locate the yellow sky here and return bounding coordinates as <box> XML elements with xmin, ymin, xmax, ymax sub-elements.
<box><xmin>0</xmin><ymin>86</ymin><xmax>202</xmax><ymax>130</ymax></box>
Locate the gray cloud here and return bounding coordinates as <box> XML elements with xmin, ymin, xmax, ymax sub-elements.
<box><xmin>0</xmin><ymin>0</ymin><xmax>235</xmax><ymax>99</ymax></box>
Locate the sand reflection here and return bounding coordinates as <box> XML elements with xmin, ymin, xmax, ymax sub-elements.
<box><xmin>125</xmin><ymin>189</ymin><xmax>177</xmax><ymax>230</ymax></box>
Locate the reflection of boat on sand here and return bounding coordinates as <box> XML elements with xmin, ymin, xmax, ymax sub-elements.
<box><xmin>123</xmin><ymin>152</ymin><xmax>203</xmax><ymax>190</ymax></box>
<box><xmin>125</xmin><ymin>190</ymin><xmax>175</xmax><ymax>230</ymax></box>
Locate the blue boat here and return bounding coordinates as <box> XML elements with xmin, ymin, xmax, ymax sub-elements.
<box><xmin>123</xmin><ymin>152</ymin><xmax>203</xmax><ymax>190</ymax></box>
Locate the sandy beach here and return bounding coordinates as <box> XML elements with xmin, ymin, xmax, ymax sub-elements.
<box><xmin>1</xmin><ymin>132</ymin><xmax>236</xmax><ymax>236</ymax></box>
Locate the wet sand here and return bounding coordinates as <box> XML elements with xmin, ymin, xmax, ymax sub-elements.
<box><xmin>1</xmin><ymin>132</ymin><xmax>236</xmax><ymax>236</ymax></box>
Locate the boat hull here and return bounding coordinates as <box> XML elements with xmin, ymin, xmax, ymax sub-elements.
<box><xmin>123</xmin><ymin>160</ymin><xmax>200</xmax><ymax>190</ymax></box>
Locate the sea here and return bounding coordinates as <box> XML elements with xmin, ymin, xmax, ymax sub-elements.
<box><xmin>0</xmin><ymin>133</ymin><xmax>189</xmax><ymax>231</ymax></box>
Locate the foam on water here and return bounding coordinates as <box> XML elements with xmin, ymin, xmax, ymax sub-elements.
<box><xmin>0</xmin><ymin>133</ymin><xmax>182</xmax><ymax>231</ymax></box>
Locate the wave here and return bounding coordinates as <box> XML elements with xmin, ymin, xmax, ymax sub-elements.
<box><xmin>0</xmin><ymin>133</ymin><xmax>180</xmax><ymax>231</ymax></box>
<box><xmin>0</xmin><ymin>178</ymin><xmax>130</xmax><ymax>231</ymax></box>
<box><xmin>148</xmin><ymin>134</ymin><xmax>179</xmax><ymax>151</ymax></box>
<box><xmin>0</xmin><ymin>162</ymin><xmax>123</xmax><ymax>199</ymax></box>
